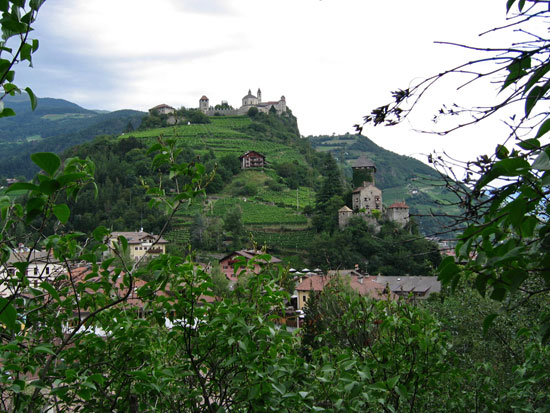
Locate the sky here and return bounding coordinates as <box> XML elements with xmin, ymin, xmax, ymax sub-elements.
<box><xmin>15</xmin><ymin>0</ymin><xmax>519</xmax><ymax>167</ymax></box>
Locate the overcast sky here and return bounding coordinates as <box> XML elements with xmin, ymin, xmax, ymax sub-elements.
<box><xmin>16</xmin><ymin>0</ymin><xmax>517</xmax><ymax>165</ymax></box>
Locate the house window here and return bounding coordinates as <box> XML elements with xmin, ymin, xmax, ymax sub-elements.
<box><xmin>34</xmin><ymin>267</ymin><xmax>38</xmax><ymax>275</ymax></box>
<box><xmin>303</xmin><ymin>295</ymin><xmax>307</xmax><ymax>303</ymax></box>
<box><xmin>135</xmin><ymin>247</ymin><xmax>139</xmax><ymax>250</ymax></box>
<box><xmin>46</xmin><ymin>267</ymin><xmax>50</xmax><ymax>275</ymax></box>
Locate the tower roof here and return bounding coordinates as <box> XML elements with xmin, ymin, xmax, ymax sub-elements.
<box><xmin>389</xmin><ymin>201</ymin><xmax>409</xmax><ymax>209</ymax></box>
<box><xmin>352</xmin><ymin>156</ymin><xmax>376</xmax><ymax>169</ymax></box>
<box><xmin>339</xmin><ymin>206</ymin><xmax>353</xmax><ymax>212</ymax></box>
<box><xmin>200</xmin><ymin>95</ymin><xmax>208</xmax><ymax>100</ymax></box>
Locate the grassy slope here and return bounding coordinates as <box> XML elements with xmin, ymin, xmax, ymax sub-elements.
<box><xmin>128</xmin><ymin>116</ymin><xmax>315</xmax><ymax>254</ymax></box>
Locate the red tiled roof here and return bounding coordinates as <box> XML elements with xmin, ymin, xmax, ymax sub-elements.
<box><xmin>389</xmin><ymin>202</ymin><xmax>409</xmax><ymax>209</ymax></box>
<box><xmin>219</xmin><ymin>249</ymin><xmax>281</xmax><ymax>264</ymax></box>
<box><xmin>239</xmin><ymin>151</ymin><xmax>265</xmax><ymax>160</ymax></box>
<box><xmin>109</xmin><ymin>231</ymin><xmax>168</xmax><ymax>244</ymax></box>
<box><xmin>150</xmin><ymin>104</ymin><xmax>174</xmax><ymax>110</ymax></box>
<box><xmin>296</xmin><ymin>274</ymin><xmax>395</xmax><ymax>300</ymax></box>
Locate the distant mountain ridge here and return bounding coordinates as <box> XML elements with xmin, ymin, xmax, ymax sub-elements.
<box><xmin>0</xmin><ymin>96</ymin><xmax>145</xmax><ymax>178</ymax></box>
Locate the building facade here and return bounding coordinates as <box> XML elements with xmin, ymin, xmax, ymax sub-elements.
<box><xmin>339</xmin><ymin>157</ymin><xmax>410</xmax><ymax>228</ymax></box>
<box><xmin>239</xmin><ymin>151</ymin><xmax>266</xmax><ymax>169</ymax></box>
<box><xmin>107</xmin><ymin>231</ymin><xmax>168</xmax><ymax>261</ymax></box>
<box><xmin>199</xmin><ymin>88</ymin><xmax>287</xmax><ymax>116</ymax></box>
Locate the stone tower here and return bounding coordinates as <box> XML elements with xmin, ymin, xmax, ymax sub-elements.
<box><xmin>338</xmin><ymin>205</ymin><xmax>353</xmax><ymax>228</ymax></box>
<box><xmin>352</xmin><ymin>156</ymin><xmax>377</xmax><ymax>187</ymax></box>
<box><xmin>257</xmin><ymin>88</ymin><xmax>262</xmax><ymax>102</ymax></box>
<box><xmin>199</xmin><ymin>95</ymin><xmax>209</xmax><ymax>113</ymax></box>
<box><xmin>387</xmin><ymin>202</ymin><xmax>410</xmax><ymax>227</ymax></box>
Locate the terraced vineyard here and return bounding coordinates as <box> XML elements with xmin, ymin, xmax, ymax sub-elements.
<box><xmin>250</xmin><ymin>229</ymin><xmax>316</xmax><ymax>252</ymax></box>
<box><xmin>126</xmin><ymin>115</ymin><xmax>314</xmax><ymax>249</ymax></box>
<box><xmin>213</xmin><ymin>198</ymin><xmax>307</xmax><ymax>226</ymax></box>
<box><xmin>127</xmin><ymin>117</ymin><xmax>309</xmax><ymax>165</ymax></box>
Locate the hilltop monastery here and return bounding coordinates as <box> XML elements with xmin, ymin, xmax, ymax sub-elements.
<box><xmin>199</xmin><ymin>88</ymin><xmax>287</xmax><ymax>116</ymax></box>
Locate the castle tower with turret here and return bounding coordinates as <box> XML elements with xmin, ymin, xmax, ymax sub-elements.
<box><xmin>352</xmin><ymin>156</ymin><xmax>377</xmax><ymax>187</ymax></box>
<box><xmin>199</xmin><ymin>95</ymin><xmax>210</xmax><ymax>113</ymax></box>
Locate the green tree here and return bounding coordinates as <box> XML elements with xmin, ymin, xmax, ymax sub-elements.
<box><xmin>362</xmin><ymin>0</ymin><xmax>550</xmax><ymax>341</ymax></box>
<box><xmin>0</xmin><ymin>1</ymin><xmax>43</xmax><ymax>117</ymax></box>
<box><xmin>223</xmin><ymin>205</ymin><xmax>245</xmax><ymax>248</ymax></box>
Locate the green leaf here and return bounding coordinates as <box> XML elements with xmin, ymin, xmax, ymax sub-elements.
<box><xmin>3</xmin><ymin>83</ymin><xmax>19</xmax><ymax>94</ymax></box>
<box><xmin>532</xmin><ymin>151</ymin><xmax>550</xmax><ymax>171</ymax></box>
<box><xmin>386</xmin><ymin>376</ymin><xmax>400</xmax><ymax>389</ymax></box>
<box><xmin>0</xmin><ymin>297</ymin><xmax>17</xmax><ymax>330</ymax></box>
<box><xmin>38</xmin><ymin>179</ymin><xmax>60</xmax><ymax>195</ymax></box>
<box><xmin>0</xmin><ymin>107</ymin><xmax>16</xmax><ymax>118</ymax></box>
<box><xmin>518</xmin><ymin>138</ymin><xmax>540</xmax><ymax>150</ymax></box>
<box><xmin>483</xmin><ymin>313</ymin><xmax>498</xmax><ymax>336</ymax></box>
<box><xmin>117</xmin><ymin>235</ymin><xmax>128</xmax><ymax>252</ymax></box>
<box><xmin>495</xmin><ymin>144</ymin><xmax>509</xmax><ymax>160</ymax></box>
<box><xmin>525</xmin><ymin>83</ymin><xmax>549</xmax><ymax>117</ymax></box>
<box><xmin>477</xmin><ymin>157</ymin><xmax>530</xmax><ymax>188</ymax></box>
<box><xmin>25</xmin><ymin>87</ymin><xmax>37</xmax><ymax>110</ymax></box>
<box><xmin>92</xmin><ymin>226</ymin><xmax>110</xmax><ymax>242</ymax></box>
<box><xmin>536</xmin><ymin>119</ymin><xmax>550</xmax><ymax>141</ymax></box>
<box><xmin>20</xmin><ymin>42</ymin><xmax>32</xmax><ymax>62</ymax></box>
<box><xmin>506</xmin><ymin>0</ymin><xmax>516</xmax><ymax>12</ymax></box>
<box><xmin>40</xmin><ymin>281</ymin><xmax>61</xmax><ymax>302</ymax></box>
<box><xmin>53</xmin><ymin>204</ymin><xmax>70</xmax><ymax>224</ymax></box>
<box><xmin>5</xmin><ymin>182</ymin><xmax>39</xmax><ymax>193</ymax></box>
<box><xmin>31</xmin><ymin>153</ymin><xmax>61</xmax><ymax>176</ymax></box>
<box><xmin>32</xmin><ymin>344</ymin><xmax>56</xmax><ymax>355</ymax></box>
<box><xmin>438</xmin><ymin>256</ymin><xmax>460</xmax><ymax>285</ymax></box>
<box><xmin>56</xmin><ymin>173</ymin><xmax>87</xmax><ymax>186</ymax></box>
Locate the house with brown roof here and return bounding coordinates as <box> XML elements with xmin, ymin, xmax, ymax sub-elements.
<box><xmin>295</xmin><ymin>272</ymin><xmax>394</xmax><ymax>310</ymax></box>
<box><xmin>376</xmin><ymin>275</ymin><xmax>440</xmax><ymax>300</ymax></box>
<box><xmin>239</xmin><ymin>151</ymin><xmax>266</xmax><ymax>169</ymax></box>
<box><xmin>219</xmin><ymin>249</ymin><xmax>281</xmax><ymax>283</ymax></box>
<box><xmin>0</xmin><ymin>248</ymin><xmax>65</xmax><ymax>297</ymax></box>
<box><xmin>149</xmin><ymin>103</ymin><xmax>175</xmax><ymax>115</ymax></box>
<box><xmin>107</xmin><ymin>230</ymin><xmax>168</xmax><ymax>261</ymax></box>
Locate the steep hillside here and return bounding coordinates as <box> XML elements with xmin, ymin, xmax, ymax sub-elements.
<box><xmin>0</xmin><ymin>96</ymin><xmax>144</xmax><ymax>178</ymax></box>
<box><xmin>309</xmin><ymin>134</ymin><xmax>460</xmax><ymax>235</ymax></box>
<box><xmin>3</xmin><ymin>97</ymin><xmax>457</xmax><ymax>264</ymax></box>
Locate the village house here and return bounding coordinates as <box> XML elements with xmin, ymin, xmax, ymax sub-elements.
<box><xmin>0</xmin><ymin>248</ymin><xmax>65</xmax><ymax>297</ymax></box>
<box><xmin>239</xmin><ymin>151</ymin><xmax>266</xmax><ymax>169</ymax></box>
<box><xmin>376</xmin><ymin>275</ymin><xmax>441</xmax><ymax>300</ymax></box>
<box><xmin>106</xmin><ymin>230</ymin><xmax>168</xmax><ymax>261</ymax></box>
<box><xmin>295</xmin><ymin>272</ymin><xmax>393</xmax><ymax>311</ymax></box>
<box><xmin>149</xmin><ymin>104</ymin><xmax>176</xmax><ymax>115</ymax></box>
<box><xmin>219</xmin><ymin>249</ymin><xmax>281</xmax><ymax>283</ymax></box>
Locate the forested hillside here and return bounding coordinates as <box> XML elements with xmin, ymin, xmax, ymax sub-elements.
<box><xmin>37</xmin><ymin>108</ymin><xmax>439</xmax><ymax>274</ymax></box>
<box><xmin>0</xmin><ymin>95</ymin><xmax>144</xmax><ymax>178</ymax></box>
